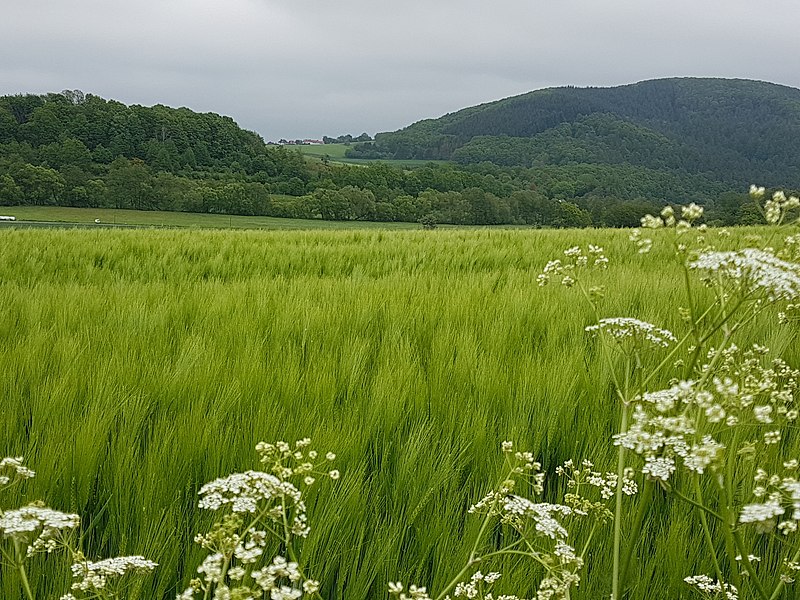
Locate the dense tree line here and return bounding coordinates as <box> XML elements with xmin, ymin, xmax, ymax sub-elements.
<box><xmin>354</xmin><ymin>78</ymin><xmax>800</xmax><ymax>189</ymax></box>
<box><xmin>0</xmin><ymin>90</ymin><xmax>790</xmax><ymax>228</ymax></box>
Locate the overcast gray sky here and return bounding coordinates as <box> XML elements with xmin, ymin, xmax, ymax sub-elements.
<box><xmin>1</xmin><ymin>0</ymin><xmax>798</xmax><ymax>140</ymax></box>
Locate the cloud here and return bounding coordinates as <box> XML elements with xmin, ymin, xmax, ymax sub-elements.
<box><xmin>2</xmin><ymin>0</ymin><xmax>798</xmax><ymax>138</ymax></box>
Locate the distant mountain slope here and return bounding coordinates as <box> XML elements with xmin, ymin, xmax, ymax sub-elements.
<box><xmin>357</xmin><ymin>78</ymin><xmax>800</xmax><ymax>187</ymax></box>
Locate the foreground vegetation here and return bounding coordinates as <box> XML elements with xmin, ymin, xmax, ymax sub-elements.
<box><xmin>1</xmin><ymin>196</ymin><xmax>799</xmax><ymax>598</ymax></box>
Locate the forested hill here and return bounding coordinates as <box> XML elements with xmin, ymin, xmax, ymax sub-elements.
<box><xmin>0</xmin><ymin>89</ymin><xmax>796</xmax><ymax>228</ymax></box>
<box><xmin>0</xmin><ymin>90</ymin><xmax>271</xmax><ymax>171</ymax></box>
<box><xmin>352</xmin><ymin>78</ymin><xmax>800</xmax><ymax>188</ymax></box>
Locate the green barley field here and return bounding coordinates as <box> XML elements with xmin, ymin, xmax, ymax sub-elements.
<box><xmin>0</xmin><ymin>226</ymin><xmax>796</xmax><ymax>599</ymax></box>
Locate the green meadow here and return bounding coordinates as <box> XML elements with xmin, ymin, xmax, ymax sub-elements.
<box><xmin>0</xmin><ymin>205</ymin><xmax>421</xmax><ymax>230</ymax></box>
<box><xmin>287</xmin><ymin>143</ymin><xmax>446</xmax><ymax>168</ymax></box>
<box><xmin>0</xmin><ymin>227</ymin><xmax>796</xmax><ymax>599</ymax></box>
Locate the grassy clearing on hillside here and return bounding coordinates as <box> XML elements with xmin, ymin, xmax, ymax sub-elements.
<box><xmin>0</xmin><ymin>227</ymin><xmax>797</xmax><ymax>599</ymax></box>
<box><xmin>0</xmin><ymin>205</ymin><xmax>420</xmax><ymax>230</ymax></box>
<box><xmin>287</xmin><ymin>143</ymin><xmax>447</xmax><ymax>167</ymax></box>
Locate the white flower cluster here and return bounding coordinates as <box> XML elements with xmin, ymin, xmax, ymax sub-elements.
<box><xmin>780</xmin><ymin>234</ymin><xmax>800</xmax><ymax>262</ymax></box>
<box><xmin>180</xmin><ymin>551</ymin><xmax>319</xmax><ymax>599</ymax></box>
<box><xmin>557</xmin><ymin>459</ymin><xmax>637</xmax><ymax>500</ymax></box>
<box><xmin>628</xmin><ymin>229</ymin><xmax>653</xmax><ymax>254</ymax></box>
<box><xmin>760</xmin><ymin>189</ymin><xmax>800</xmax><ymax>225</ymax></box>
<box><xmin>633</xmin><ymin>202</ymin><xmax>713</xmax><ymax>256</ymax></box>
<box><xmin>389</xmin><ymin>582</ymin><xmax>433</xmax><ymax>600</ymax></box>
<box><xmin>585</xmin><ymin>317</ymin><xmax>677</xmax><ymax>349</ymax></box>
<box><xmin>0</xmin><ymin>456</ymin><xmax>35</xmax><ymax>486</ymax></box>
<box><xmin>502</xmin><ymin>496</ymin><xmax>573</xmax><ymax>541</ymax></box>
<box><xmin>198</xmin><ymin>471</ymin><xmax>303</xmax><ymax>514</ymax></box>
<box><xmin>256</xmin><ymin>439</ymin><xmax>339</xmax><ymax>484</ymax></box>
<box><xmin>251</xmin><ymin>555</ymin><xmax>318</xmax><ymax>598</ymax></box>
<box><xmin>640</xmin><ymin>203</ymin><xmax>703</xmax><ymax>231</ymax></box>
<box><xmin>70</xmin><ymin>555</ymin><xmax>158</xmax><ymax>592</ymax></box>
<box><xmin>617</xmin><ymin>345</ymin><xmax>798</xmax><ymax>484</ymax></box>
<box><xmin>537</xmin><ymin>245</ymin><xmax>608</xmax><ymax>287</ymax></box>
<box><xmin>737</xmin><ymin>465</ymin><xmax>800</xmax><ymax>534</ymax></box>
<box><xmin>534</xmin><ymin>567</ymin><xmax>581</xmax><ymax>600</ymax></box>
<box><xmin>453</xmin><ymin>571</ymin><xmax>503</xmax><ymax>599</ymax></box>
<box><xmin>684</xmin><ymin>574</ymin><xmax>738</xmax><ymax>600</ymax></box>
<box><xmin>689</xmin><ymin>248</ymin><xmax>800</xmax><ymax>302</ymax></box>
<box><xmin>0</xmin><ymin>505</ymin><xmax>80</xmax><ymax>546</ymax></box>
<box><xmin>181</xmin><ymin>439</ymin><xmax>336</xmax><ymax>600</ymax></box>
<box><xmin>470</xmin><ymin>444</ymin><xmax>544</xmax><ymax>517</ymax></box>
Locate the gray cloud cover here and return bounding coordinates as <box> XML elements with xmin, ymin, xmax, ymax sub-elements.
<box><xmin>1</xmin><ymin>0</ymin><xmax>798</xmax><ymax>139</ymax></box>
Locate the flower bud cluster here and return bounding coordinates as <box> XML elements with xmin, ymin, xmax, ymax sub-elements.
<box><xmin>640</xmin><ymin>202</ymin><xmax>704</xmax><ymax>233</ymax></box>
<box><xmin>762</xmin><ymin>189</ymin><xmax>800</xmax><ymax>225</ymax></box>
<box><xmin>256</xmin><ymin>438</ymin><xmax>339</xmax><ymax>484</ymax></box>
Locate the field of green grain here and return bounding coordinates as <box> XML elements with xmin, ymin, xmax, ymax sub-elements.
<box><xmin>0</xmin><ymin>227</ymin><xmax>796</xmax><ymax>599</ymax></box>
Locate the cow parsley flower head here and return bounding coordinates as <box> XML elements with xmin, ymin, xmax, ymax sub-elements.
<box><xmin>70</xmin><ymin>556</ymin><xmax>158</xmax><ymax>592</ymax></box>
<box><xmin>740</xmin><ymin>500</ymin><xmax>785</xmax><ymax>526</ymax></box>
<box><xmin>538</xmin><ymin>246</ymin><xmax>609</xmax><ymax>286</ymax></box>
<box><xmin>0</xmin><ymin>505</ymin><xmax>80</xmax><ymax>543</ymax></box>
<box><xmin>681</xmin><ymin>202</ymin><xmax>704</xmax><ymax>222</ymax></box>
<box><xmin>684</xmin><ymin>575</ymin><xmax>738</xmax><ymax>600</ymax></box>
<box><xmin>689</xmin><ymin>248</ymin><xmax>800</xmax><ymax>302</ymax></box>
<box><xmin>642</xmin><ymin>457</ymin><xmax>676</xmax><ymax>481</ymax></box>
<box><xmin>198</xmin><ymin>471</ymin><xmax>302</xmax><ymax>514</ymax></box>
<box><xmin>585</xmin><ymin>317</ymin><xmax>677</xmax><ymax>349</ymax></box>
<box><xmin>0</xmin><ymin>456</ymin><xmax>35</xmax><ymax>487</ymax></box>
<box><xmin>502</xmin><ymin>496</ymin><xmax>572</xmax><ymax>540</ymax></box>
<box><xmin>388</xmin><ymin>582</ymin><xmax>432</xmax><ymax>600</ymax></box>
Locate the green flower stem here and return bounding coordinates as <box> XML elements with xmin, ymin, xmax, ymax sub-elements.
<box><xmin>663</xmin><ymin>482</ymin><xmax>724</xmax><ymax>523</ymax></box>
<box><xmin>580</xmin><ymin>521</ymin><xmax>600</xmax><ymax>560</ymax></box>
<box><xmin>768</xmin><ymin>544</ymin><xmax>800</xmax><ymax>600</ymax></box>
<box><xmin>620</xmin><ymin>478</ymin><xmax>654</xmax><ymax>588</ymax></box>
<box><xmin>434</xmin><ymin>512</ymin><xmax>494</xmax><ymax>600</ymax></box>
<box><xmin>724</xmin><ymin>432</ymin><xmax>742</xmax><ymax>592</ymax></box>
<box><xmin>611</xmin><ymin>400</ymin><xmax>630</xmax><ymax>600</ymax></box>
<box><xmin>13</xmin><ymin>539</ymin><xmax>35</xmax><ymax>600</ymax></box>
<box><xmin>732</xmin><ymin>528</ymin><xmax>769</xmax><ymax>600</ymax></box>
<box><xmin>691</xmin><ymin>477</ymin><xmax>725</xmax><ymax>586</ymax></box>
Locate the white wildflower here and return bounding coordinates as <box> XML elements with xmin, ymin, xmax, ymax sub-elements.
<box><xmin>642</xmin><ymin>457</ymin><xmax>676</xmax><ymax>481</ymax></box>
<box><xmin>585</xmin><ymin>317</ymin><xmax>677</xmax><ymax>349</ymax></box>
<box><xmin>198</xmin><ymin>471</ymin><xmax>302</xmax><ymax>513</ymax></box>
<box><xmin>689</xmin><ymin>249</ymin><xmax>800</xmax><ymax>302</ymax></box>
<box><xmin>0</xmin><ymin>505</ymin><xmax>80</xmax><ymax>542</ymax></box>
<box><xmin>684</xmin><ymin>575</ymin><xmax>738</xmax><ymax>600</ymax></box>
<box><xmin>502</xmin><ymin>496</ymin><xmax>572</xmax><ymax>540</ymax></box>
<box><xmin>740</xmin><ymin>500</ymin><xmax>785</xmax><ymax>525</ymax></box>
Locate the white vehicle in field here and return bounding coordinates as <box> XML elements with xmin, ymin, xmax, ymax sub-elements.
<box><xmin>0</xmin><ymin>215</ymin><xmax>16</xmax><ymax>221</ymax></box>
